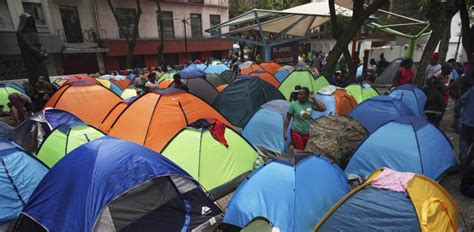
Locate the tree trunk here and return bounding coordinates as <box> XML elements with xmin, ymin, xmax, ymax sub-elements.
<box><xmin>439</xmin><ymin>20</ymin><xmax>451</xmax><ymax>63</ymax></box>
<box><xmin>156</xmin><ymin>0</ymin><xmax>165</xmax><ymax>68</ymax></box>
<box><xmin>459</xmin><ymin>0</ymin><xmax>473</xmax><ymax>62</ymax></box>
<box><xmin>344</xmin><ymin>49</ymin><xmax>356</xmax><ymax>82</ymax></box>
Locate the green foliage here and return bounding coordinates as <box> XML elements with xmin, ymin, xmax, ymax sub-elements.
<box><xmin>229</xmin><ymin>0</ymin><xmax>311</xmax><ymax>18</ymax></box>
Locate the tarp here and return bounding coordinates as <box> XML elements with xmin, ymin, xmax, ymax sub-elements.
<box><xmin>278</xmin><ymin>71</ymin><xmax>329</xmax><ymax>100</ymax></box>
<box><xmin>389</xmin><ymin>84</ymin><xmax>427</xmax><ymax>117</ymax></box>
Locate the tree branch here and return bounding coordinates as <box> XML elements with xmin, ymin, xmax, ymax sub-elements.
<box><xmin>107</xmin><ymin>0</ymin><xmax>131</xmax><ymax>43</ymax></box>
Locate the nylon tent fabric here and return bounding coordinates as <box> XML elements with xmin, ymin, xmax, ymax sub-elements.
<box><xmin>178</xmin><ymin>66</ymin><xmax>205</xmax><ymax>78</ymax></box>
<box><xmin>188</xmin><ymin>63</ymin><xmax>207</xmax><ymax>71</ymax></box>
<box><xmin>204</xmin><ymin>63</ymin><xmax>229</xmax><ymax>74</ymax></box>
<box><xmin>15</xmin><ymin>137</ymin><xmax>223</xmax><ymax>232</ymax></box>
<box><xmin>345</xmin><ymin>116</ymin><xmax>457</xmax><ymax>180</ymax></box>
<box><xmin>312</xmin><ymin>86</ymin><xmax>358</xmax><ymax>119</ymax></box>
<box><xmin>213</xmin><ymin>77</ymin><xmax>285</xmax><ymax>128</ymax></box>
<box><xmin>374</xmin><ymin>58</ymin><xmax>403</xmax><ymax>87</ymax></box>
<box><xmin>36</xmin><ymin>123</ymin><xmax>105</xmax><ymax>168</ymax></box>
<box><xmin>158</xmin><ymin>71</ymin><xmax>177</xmax><ymax>83</ymax></box>
<box><xmin>111</xmin><ymin>77</ymin><xmax>131</xmax><ymax>90</ymax></box>
<box><xmin>205</xmin><ymin>73</ymin><xmax>229</xmax><ymax>87</ymax></box>
<box><xmin>161</xmin><ymin>126</ymin><xmax>259</xmax><ymax>198</ymax></box>
<box><xmin>0</xmin><ymin>139</ymin><xmax>48</xmax><ymax>226</ymax></box>
<box><xmin>316</xmin><ymin>168</ymin><xmax>459</xmax><ymax>232</ymax></box>
<box><xmin>389</xmin><ymin>84</ymin><xmax>427</xmax><ymax>117</ymax></box>
<box><xmin>239</xmin><ymin>61</ymin><xmax>254</xmax><ymax>70</ymax></box>
<box><xmin>220</xmin><ymin>70</ymin><xmax>238</xmax><ymax>83</ymax></box>
<box><xmin>120</xmin><ymin>87</ymin><xmax>137</xmax><ymax>99</ymax></box>
<box><xmin>278</xmin><ymin>71</ymin><xmax>330</xmax><ymax>100</ymax></box>
<box><xmin>9</xmin><ymin>108</ymin><xmax>83</xmax><ymax>154</ymax></box>
<box><xmin>108</xmin><ymin>89</ymin><xmax>232</xmax><ymax>152</ymax></box>
<box><xmin>345</xmin><ymin>83</ymin><xmax>380</xmax><ymax>103</ymax></box>
<box><xmin>99</xmin><ymin>99</ymin><xmax>134</xmax><ymax>133</ymax></box>
<box><xmin>248</xmin><ymin>70</ymin><xmax>280</xmax><ymax>88</ymax></box>
<box><xmin>275</xmin><ymin>69</ymin><xmax>290</xmax><ymax>83</ymax></box>
<box><xmin>259</xmin><ymin>62</ymin><xmax>281</xmax><ymax>74</ymax></box>
<box><xmin>240</xmin><ymin>217</ymin><xmax>274</xmax><ymax>232</ymax></box>
<box><xmin>348</xmin><ymin>96</ymin><xmax>415</xmax><ymax>133</ymax></box>
<box><xmin>171</xmin><ymin>76</ymin><xmax>218</xmax><ymax>104</ymax></box>
<box><xmin>44</xmin><ymin>83</ymin><xmax>122</xmax><ymax>128</ymax></box>
<box><xmin>216</xmin><ymin>84</ymin><xmax>227</xmax><ymax>92</ymax></box>
<box><xmin>0</xmin><ymin>83</ymin><xmax>25</xmax><ymax>112</ymax></box>
<box><xmin>62</xmin><ymin>74</ymin><xmax>96</xmax><ymax>86</ymax></box>
<box><xmin>159</xmin><ymin>78</ymin><xmax>173</xmax><ymax>89</ymax></box>
<box><xmin>224</xmin><ymin>154</ymin><xmax>350</xmax><ymax>232</ymax></box>
<box><xmin>0</xmin><ymin>121</ymin><xmax>12</xmax><ymax>137</ymax></box>
<box><xmin>241</xmin><ymin>63</ymin><xmax>264</xmax><ymax>75</ymax></box>
<box><xmin>305</xmin><ymin>115</ymin><xmax>368</xmax><ymax>168</ymax></box>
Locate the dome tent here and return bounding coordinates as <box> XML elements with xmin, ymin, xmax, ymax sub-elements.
<box><xmin>278</xmin><ymin>71</ymin><xmax>330</xmax><ymax>100</ymax></box>
<box><xmin>36</xmin><ymin>123</ymin><xmax>105</xmax><ymax>168</ymax></box>
<box><xmin>161</xmin><ymin>125</ymin><xmax>259</xmax><ymax>198</ymax></box>
<box><xmin>348</xmin><ymin>96</ymin><xmax>415</xmax><ymax>133</ymax></box>
<box><xmin>99</xmin><ymin>97</ymin><xmax>137</xmax><ymax>132</ymax></box>
<box><xmin>248</xmin><ymin>69</ymin><xmax>280</xmax><ymax>88</ymax></box>
<box><xmin>345</xmin><ymin>83</ymin><xmax>379</xmax><ymax>103</ymax></box>
<box><xmin>345</xmin><ymin>116</ymin><xmax>457</xmax><ymax>180</ymax></box>
<box><xmin>15</xmin><ymin>137</ymin><xmax>223</xmax><ymax>232</ymax></box>
<box><xmin>312</xmin><ymin>85</ymin><xmax>358</xmax><ymax>119</ymax></box>
<box><xmin>0</xmin><ymin>139</ymin><xmax>48</xmax><ymax>227</ymax></box>
<box><xmin>389</xmin><ymin>84</ymin><xmax>427</xmax><ymax>117</ymax></box>
<box><xmin>223</xmin><ymin>153</ymin><xmax>350</xmax><ymax>232</ymax></box>
<box><xmin>203</xmin><ymin>63</ymin><xmax>229</xmax><ymax>74</ymax></box>
<box><xmin>0</xmin><ymin>82</ymin><xmax>25</xmax><ymax>112</ymax></box>
<box><xmin>316</xmin><ymin>168</ymin><xmax>459</xmax><ymax>232</ymax></box>
<box><xmin>259</xmin><ymin>62</ymin><xmax>281</xmax><ymax>75</ymax></box>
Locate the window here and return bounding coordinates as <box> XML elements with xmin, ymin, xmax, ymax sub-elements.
<box><xmin>0</xmin><ymin>0</ymin><xmax>14</xmax><ymax>30</ymax></box>
<box><xmin>116</xmin><ymin>8</ymin><xmax>138</xmax><ymax>39</ymax></box>
<box><xmin>190</xmin><ymin>13</ymin><xmax>202</xmax><ymax>39</ymax></box>
<box><xmin>157</xmin><ymin>11</ymin><xmax>174</xmax><ymax>39</ymax></box>
<box><xmin>209</xmin><ymin>15</ymin><xmax>221</xmax><ymax>36</ymax></box>
<box><xmin>22</xmin><ymin>2</ymin><xmax>46</xmax><ymax>26</ymax></box>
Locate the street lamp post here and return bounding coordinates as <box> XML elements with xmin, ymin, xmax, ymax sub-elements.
<box><xmin>182</xmin><ymin>17</ymin><xmax>189</xmax><ymax>61</ymax></box>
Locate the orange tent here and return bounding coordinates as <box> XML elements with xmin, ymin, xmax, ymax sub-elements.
<box><xmin>99</xmin><ymin>98</ymin><xmax>135</xmax><ymax>132</ymax></box>
<box><xmin>62</xmin><ymin>74</ymin><xmax>96</xmax><ymax>85</ymax></box>
<box><xmin>107</xmin><ymin>89</ymin><xmax>232</xmax><ymax>152</ymax></box>
<box><xmin>259</xmin><ymin>62</ymin><xmax>281</xmax><ymax>74</ymax></box>
<box><xmin>216</xmin><ymin>84</ymin><xmax>228</xmax><ymax>92</ymax></box>
<box><xmin>240</xmin><ymin>63</ymin><xmax>264</xmax><ymax>75</ymax></box>
<box><xmin>158</xmin><ymin>79</ymin><xmax>173</xmax><ymax>89</ymax></box>
<box><xmin>248</xmin><ymin>70</ymin><xmax>280</xmax><ymax>88</ymax></box>
<box><xmin>111</xmin><ymin>78</ymin><xmax>131</xmax><ymax>90</ymax></box>
<box><xmin>44</xmin><ymin>83</ymin><xmax>122</xmax><ymax>127</ymax></box>
<box><xmin>328</xmin><ymin>89</ymin><xmax>358</xmax><ymax>116</ymax></box>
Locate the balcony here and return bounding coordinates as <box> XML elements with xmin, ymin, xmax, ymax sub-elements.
<box><xmin>57</xmin><ymin>29</ymin><xmax>108</xmax><ymax>54</ymax></box>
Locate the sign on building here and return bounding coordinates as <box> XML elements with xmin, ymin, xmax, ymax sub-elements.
<box><xmin>271</xmin><ymin>42</ymin><xmax>299</xmax><ymax>65</ymax></box>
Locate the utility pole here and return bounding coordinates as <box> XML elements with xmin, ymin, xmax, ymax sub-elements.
<box><xmin>183</xmin><ymin>17</ymin><xmax>189</xmax><ymax>62</ymax></box>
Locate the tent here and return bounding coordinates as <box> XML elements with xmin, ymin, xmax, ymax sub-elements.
<box><xmin>9</xmin><ymin>108</ymin><xmax>83</xmax><ymax>154</ymax></box>
<box><xmin>278</xmin><ymin>71</ymin><xmax>330</xmax><ymax>100</ymax></box>
<box><xmin>120</xmin><ymin>87</ymin><xmax>137</xmax><ymax>99</ymax></box>
<box><xmin>216</xmin><ymin>84</ymin><xmax>228</xmax><ymax>92</ymax></box>
<box><xmin>345</xmin><ymin>83</ymin><xmax>380</xmax><ymax>103</ymax></box>
<box><xmin>312</xmin><ymin>86</ymin><xmax>358</xmax><ymax>119</ymax></box>
<box><xmin>239</xmin><ymin>61</ymin><xmax>254</xmax><ymax>70</ymax></box>
<box><xmin>223</xmin><ymin>153</ymin><xmax>350</xmax><ymax>232</ymax></box>
<box><xmin>275</xmin><ymin>69</ymin><xmax>290</xmax><ymax>83</ymax></box>
<box><xmin>61</xmin><ymin>74</ymin><xmax>96</xmax><ymax>86</ymax></box>
<box><xmin>171</xmin><ymin>76</ymin><xmax>218</xmax><ymax>105</ymax></box>
<box><xmin>44</xmin><ymin>83</ymin><xmax>122</xmax><ymax>128</ymax></box>
<box><xmin>241</xmin><ymin>63</ymin><xmax>264</xmax><ymax>75</ymax></box>
<box><xmin>316</xmin><ymin>168</ymin><xmax>459</xmax><ymax>231</ymax></box>
<box><xmin>204</xmin><ymin>63</ymin><xmax>229</xmax><ymax>74</ymax></box>
<box><xmin>348</xmin><ymin>96</ymin><xmax>415</xmax><ymax>133</ymax></box>
<box><xmin>374</xmin><ymin>58</ymin><xmax>403</xmax><ymax>87</ymax></box>
<box><xmin>243</xmin><ymin>100</ymin><xmax>290</xmax><ymax>155</ymax></box>
<box><xmin>0</xmin><ymin>139</ymin><xmax>48</xmax><ymax>227</ymax></box>
<box><xmin>205</xmin><ymin>73</ymin><xmax>232</xmax><ymax>87</ymax></box>
<box><xmin>99</xmin><ymin>98</ymin><xmax>137</xmax><ymax>132</ymax></box>
<box><xmin>178</xmin><ymin>66</ymin><xmax>205</xmax><ymax>78</ymax></box>
<box><xmin>259</xmin><ymin>62</ymin><xmax>281</xmax><ymax>74</ymax></box>
<box><xmin>108</xmin><ymin>89</ymin><xmax>232</xmax><ymax>152</ymax></box>
<box><xmin>0</xmin><ymin>121</ymin><xmax>12</xmax><ymax>137</ymax></box>
<box><xmin>188</xmin><ymin>63</ymin><xmax>207</xmax><ymax>71</ymax></box>
<box><xmin>248</xmin><ymin>70</ymin><xmax>280</xmax><ymax>88</ymax></box>
<box><xmin>345</xmin><ymin>116</ymin><xmax>457</xmax><ymax>180</ymax></box>
<box><xmin>305</xmin><ymin>115</ymin><xmax>368</xmax><ymax>168</ymax></box>
<box><xmin>158</xmin><ymin>71</ymin><xmax>177</xmax><ymax>83</ymax></box>
<box><xmin>161</xmin><ymin>126</ymin><xmax>259</xmax><ymax>198</ymax></box>
<box><xmin>220</xmin><ymin>70</ymin><xmax>238</xmax><ymax>83</ymax></box>
<box><xmin>389</xmin><ymin>84</ymin><xmax>427</xmax><ymax>117</ymax></box>
<box><xmin>36</xmin><ymin>123</ymin><xmax>105</xmax><ymax>168</ymax></box>
<box><xmin>213</xmin><ymin>77</ymin><xmax>285</xmax><ymax>128</ymax></box>
<box><xmin>0</xmin><ymin>82</ymin><xmax>25</xmax><ymax>112</ymax></box>
<box><xmin>15</xmin><ymin>137</ymin><xmax>223</xmax><ymax>232</ymax></box>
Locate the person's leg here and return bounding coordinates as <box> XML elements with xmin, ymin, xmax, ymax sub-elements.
<box><xmin>459</xmin><ymin>124</ymin><xmax>474</xmax><ymax>168</ymax></box>
<box><xmin>290</xmin><ymin>130</ymin><xmax>305</xmax><ymax>150</ymax></box>
<box><xmin>302</xmin><ymin>133</ymin><xmax>310</xmax><ymax>150</ymax></box>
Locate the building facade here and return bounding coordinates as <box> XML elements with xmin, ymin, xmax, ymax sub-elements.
<box><xmin>0</xmin><ymin>0</ymin><xmax>231</xmax><ymax>80</ymax></box>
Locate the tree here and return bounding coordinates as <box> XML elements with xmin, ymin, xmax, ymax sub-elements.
<box><xmin>414</xmin><ymin>0</ymin><xmax>459</xmax><ymax>86</ymax></box>
<box><xmin>459</xmin><ymin>0</ymin><xmax>474</xmax><ymax>62</ymax></box>
<box><xmin>438</xmin><ymin>23</ymin><xmax>451</xmax><ymax>63</ymax></box>
<box><xmin>323</xmin><ymin>0</ymin><xmax>389</xmax><ymax>80</ymax></box>
<box><xmin>107</xmin><ymin>0</ymin><xmax>142</xmax><ymax>69</ymax></box>
<box><xmin>156</xmin><ymin>0</ymin><xmax>165</xmax><ymax>68</ymax></box>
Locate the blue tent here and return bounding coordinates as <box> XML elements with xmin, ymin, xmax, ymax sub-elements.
<box><xmin>275</xmin><ymin>69</ymin><xmax>290</xmax><ymax>82</ymax></box>
<box><xmin>243</xmin><ymin>100</ymin><xmax>290</xmax><ymax>155</ymax></box>
<box><xmin>0</xmin><ymin>82</ymin><xmax>26</xmax><ymax>94</ymax></box>
<box><xmin>345</xmin><ymin>116</ymin><xmax>457</xmax><ymax>180</ymax></box>
<box><xmin>188</xmin><ymin>63</ymin><xmax>207</xmax><ymax>71</ymax></box>
<box><xmin>204</xmin><ymin>63</ymin><xmax>229</xmax><ymax>74</ymax></box>
<box><xmin>0</xmin><ymin>139</ymin><xmax>48</xmax><ymax>226</ymax></box>
<box><xmin>389</xmin><ymin>84</ymin><xmax>427</xmax><ymax>117</ymax></box>
<box><xmin>224</xmin><ymin>154</ymin><xmax>350</xmax><ymax>232</ymax></box>
<box><xmin>178</xmin><ymin>66</ymin><xmax>205</xmax><ymax>78</ymax></box>
<box><xmin>15</xmin><ymin>137</ymin><xmax>222</xmax><ymax>232</ymax></box>
<box><xmin>348</xmin><ymin>96</ymin><xmax>415</xmax><ymax>133</ymax></box>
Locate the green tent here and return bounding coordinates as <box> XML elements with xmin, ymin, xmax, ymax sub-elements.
<box><xmin>345</xmin><ymin>83</ymin><xmax>380</xmax><ymax>103</ymax></box>
<box><xmin>158</xmin><ymin>71</ymin><xmax>177</xmax><ymax>83</ymax></box>
<box><xmin>161</xmin><ymin>126</ymin><xmax>259</xmax><ymax>198</ymax></box>
<box><xmin>0</xmin><ymin>83</ymin><xmax>25</xmax><ymax>112</ymax></box>
<box><xmin>36</xmin><ymin>123</ymin><xmax>105</xmax><ymax>168</ymax></box>
<box><xmin>205</xmin><ymin>73</ymin><xmax>232</xmax><ymax>87</ymax></box>
<box><xmin>241</xmin><ymin>217</ymin><xmax>274</xmax><ymax>232</ymax></box>
<box><xmin>278</xmin><ymin>71</ymin><xmax>329</xmax><ymax>100</ymax></box>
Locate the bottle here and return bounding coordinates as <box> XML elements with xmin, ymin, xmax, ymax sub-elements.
<box><xmin>253</xmin><ymin>157</ymin><xmax>264</xmax><ymax>169</ymax></box>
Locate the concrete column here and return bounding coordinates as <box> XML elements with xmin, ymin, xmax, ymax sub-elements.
<box><xmin>96</xmin><ymin>52</ymin><xmax>106</xmax><ymax>72</ymax></box>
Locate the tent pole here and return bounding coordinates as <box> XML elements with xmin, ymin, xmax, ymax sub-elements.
<box><xmin>264</xmin><ymin>44</ymin><xmax>272</xmax><ymax>61</ymax></box>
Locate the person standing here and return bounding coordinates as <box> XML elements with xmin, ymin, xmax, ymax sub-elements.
<box><xmin>426</xmin><ymin>52</ymin><xmax>442</xmax><ymax>85</ymax></box>
<box><xmin>392</xmin><ymin>58</ymin><xmax>414</xmax><ymax>88</ymax></box>
<box><xmin>283</xmin><ymin>87</ymin><xmax>326</xmax><ymax>150</ymax></box>
<box><xmin>455</xmin><ymin>86</ymin><xmax>474</xmax><ymax>169</ymax></box>
<box><xmin>423</xmin><ymin>77</ymin><xmax>445</xmax><ymax>126</ymax></box>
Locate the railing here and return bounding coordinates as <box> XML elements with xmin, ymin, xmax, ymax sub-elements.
<box><xmin>57</xmin><ymin>29</ymin><xmax>107</xmax><ymax>43</ymax></box>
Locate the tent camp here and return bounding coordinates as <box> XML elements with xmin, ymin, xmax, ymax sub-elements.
<box><xmin>0</xmin><ymin>139</ymin><xmax>48</xmax><ymax>227</ymax></box>
<box><xmin>374</xmin><ymin>58</ymin><xmax>404</xmax><ymax>87</ymax></box>
<box><xmin>389</xmin><ymin>84</ymin><xmax>427</xmax><ymax>117</ymax></box>
<box><xmin>205</xmin><ymin>73</ymin><xmax>232</xmax><ymax>87</ymax></box>
<box><xmin>157</xmin><ymin>71</ymin><xmax>177</xmax><ymax>83</ymax></box>
<box><xmin>275</xmin><ymin>69</ymin><xmax>290</xmax><ymax>83</ymax></box>
<box><xmin>99</xmin><ymin>98</ymin><xmax>137</xmax><ymax>132</ymax></box>
<box><xmin>161</xmin><ymin>126</ymin><xmax>259</xmax><ymax>198</ymax></box>
<box><xmin>188</xmin><ymin>63</ymin><xmax>207</xmax><ymax>71</ymax></box>
<box><xmin>248</xmin><ymin>70</ymin><xmax>280</xmax><ymax>88</ymax></box>
<box><xmin>178</xmin><ymin>66</ymin><xmax>205</xmax><ymax>78</ymax></box>
<box><xmin>345</xmin><ymin>116</ymin><xmax>457</xmax><ymax>180</ymax></box>
<box><xmin>278</xmin><ymin>71</ymin><xmax>329</xmax><ymax>100</ymax></box>
<box><xmin>204</xmin><ymin>63</ymin><xmax>229</xmax><ymax>74</ymax></box>
<box><xmin>259</xmin><ymin>62</ymin><xmax>281</xmax><ymax>75</ymax></box>
<box><xmin>171</xmin><ymin>76</ymin><xmax>218</xmax><ymax>105</ymax></box>
<box><xmin>223</xmin><ymin>154</ymin><xmax>350</xmax><ymax>232</ymax></box>
<box><xmin>243</xmin><ymin>100</ymin><xmax>290</xmax><ymax>155</ymax></box>
<box><xmin>213</xmin><ymin>76</ymin><xmax>285</xmax><ymax>128</ymax></box>
<box><xmin>9</xmin><ymin>108</ymin><xmax>83</xmax><ymax>154</ymax></box>
<box><xmin>348</xmin><ymin>96</ymin><xmax>415</xmax><ymax>133</ymax></box>
<box><xmin>44</xmin><ymin>83</ymin><xmax>122</xmax><ymax>127</ymax></box>
<box><xmin>36</xmin><ymin>123</ymin><xmax>105</xmax><ymax>168</ymax></box>
<box><xmin>0</xmin><ymin>82</ymin><xmax>25</xmax><ymax>112</ymax></box>
<box><xmin>312</xmin><ymin>86</ymin><xmax>358</xmax><ymax>119</ymax></box>
<box><xmin>108</xmin><ymin>89</ymin><xmax>232</xmax><ymax>152</ymax></box>
<box><xmin>305</xmin><ymin>115</ymin><xmax>368</xmax><ymax>168</ymax></box>
<box><xmin>241</xmin><ymin>63</ymin><xmax>265</xmax><ymax>75</ymax></box>
<box><xmin>345</xmin><ymin>83</ymin><xmax>379</xmax><ymax>103</ymax></box>
<box><xmin>15</xmin><ymin>137</ymin><xmax>223</xmax><ymax>232</ymax></box>
<box><xmin>316</xmin><ymin>168</ymin><xmax>459</xmax><ymax>232</ymax></box>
